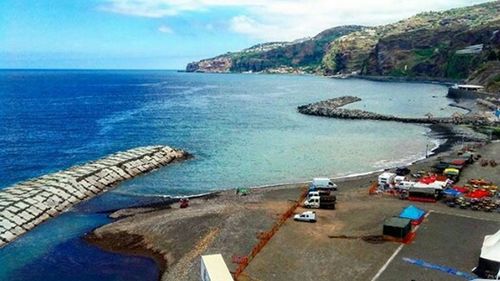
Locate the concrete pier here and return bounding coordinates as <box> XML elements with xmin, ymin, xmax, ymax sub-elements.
<box><xmin>0</xmin><ymin>145</ymin><xmax>187</xmax><ymax>248</ymax></box>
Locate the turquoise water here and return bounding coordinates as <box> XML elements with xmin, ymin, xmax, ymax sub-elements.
<box><xmin>0</xmin><ymin>70</ymin><xmax>460</xmax><ymax>280</ymax></box>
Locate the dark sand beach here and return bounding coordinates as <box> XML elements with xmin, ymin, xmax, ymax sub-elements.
<box><xmin>86</xmin><ymin>133</ymin><xmax>500</xmax><ymax>281</ymax></box>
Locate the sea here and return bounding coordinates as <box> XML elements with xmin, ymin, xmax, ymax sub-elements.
<box><xmin>0</xmin><ymin>70</ymin><xmax>464</xmax><ymax>280</ymax></box>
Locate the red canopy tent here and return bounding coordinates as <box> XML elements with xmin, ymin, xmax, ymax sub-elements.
<box><xmin>467</xmin><ymin>189</ymin><xmax>491</xmax><ymax>199</ymax></box>
<box><xmin>419</xmin><ymin>176</ymin><xmax>437</xmax><ymax>184</ymax></box>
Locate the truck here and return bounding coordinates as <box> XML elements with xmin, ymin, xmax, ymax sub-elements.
<box><xmin>396</xmin><ymin>180</ymin><xmax>415</xmax><ymax>191</ymax></box>
<box><xmin>378</xmin><ymin>172</ymin><xmax>396</xmax><ymax>189</ymax></box>
<box><xmin>303</xmin><ymin>192</ymin><xmax>336</xmax><ymax>209</ymax></box>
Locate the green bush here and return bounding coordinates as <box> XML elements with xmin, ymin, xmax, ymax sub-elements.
<box><xmin>446</xmin><ymin>54</ymin><xmax>480</xmax><ymax>79</ymax></box>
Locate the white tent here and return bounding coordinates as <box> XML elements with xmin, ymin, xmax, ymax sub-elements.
<box><xmin>481</xmin><ymin>230</ymin><xmax>500</xmax><ymax>263</ymax></box>
<box><xmin>474</xmin><ymin>230</ymin><xmax>500</xmax><ymax>278</ymax></box>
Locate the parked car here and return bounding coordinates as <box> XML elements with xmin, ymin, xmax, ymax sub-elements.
<box><xmin>395</xmin><ymin>167</ymin><xmax>411</xmax><ymax>176</ymax></box>
<box><xmin>433</xmin><ymin>160</ymin><xmax>452</xmax><ymax>172</ymax></box>
<box><xmin>293</xmin><ymin>211</ymin><xmax>317</xmax><ymax>223</ymax></box>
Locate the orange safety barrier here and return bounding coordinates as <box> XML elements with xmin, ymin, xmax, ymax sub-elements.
<box><xmin>233</xmin><ymin>188</ymin><xmax>308</xmax><ymax>280</ymax></box>
<box><xmin>368</xmin><ymin>182</ymin><xmax>378</xmax><ymax>195</ymax></box>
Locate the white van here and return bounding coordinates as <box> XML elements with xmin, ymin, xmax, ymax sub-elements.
<box><xmin>310</xmin><ymin>177</ymin><xmax>337</xmax><ymax>191</ymax></box>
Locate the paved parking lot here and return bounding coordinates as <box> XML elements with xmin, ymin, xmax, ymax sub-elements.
<box><xmin>377</xmin><ymin>212</ymin><xmax>500</xmax><ymax>281</ymax></box>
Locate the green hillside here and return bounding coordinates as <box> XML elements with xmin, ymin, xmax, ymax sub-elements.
<box><xmin>186</xmin><ymin>1</ymin><xmax>500</xmax><ymax>92</ymax></box>
<box><xmin>186</xmin><ymin>25</ymin><xmax>364</xmax><ymax>73</ymax></box>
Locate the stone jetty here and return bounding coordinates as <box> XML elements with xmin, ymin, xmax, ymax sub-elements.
<box><xmin>298</xmin><ymin>96</ymin><xmax>492</xmax><ymax>125</ymax></box>
<box><xmin>0</xmin><ymin>145</ymin><xmax>187</xmax><ymax>248</ymax></box>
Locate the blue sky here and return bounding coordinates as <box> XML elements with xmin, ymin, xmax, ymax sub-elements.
<box><xmin>0</xmin><ymin>0</ymin><xmax>492</xmax><ymax>69</ymax></box>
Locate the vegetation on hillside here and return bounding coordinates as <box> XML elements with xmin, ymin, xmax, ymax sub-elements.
<box><xmin>186</xmin><ymin>26</ymin><xmax>364</xmax><ymax>73</ymax></box>
<box><xmin>322</xmin><ymin>2</ymin><xmax>500</xmax><ymax>79</ymax></box>
<box><xmin>187</xmin><ymin>1</ymin><xmax>500</xmax><ymax>92</ymax></box>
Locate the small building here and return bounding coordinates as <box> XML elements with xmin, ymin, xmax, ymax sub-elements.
<box><xmin>448</xmin><ymin>84</ymin><xmax>488</xmax><ymax>99</ymax></box>
<box><xmin>453</xmin><ymin>84</ymin><xmax>484</xmax><ymax>92</ymax></box>
<box><xmin>201</xmin><ymin>254</ymin><xmax>233</xmax><ymax>281</ymax></box>
<box><xmin>455</xmin><ymin>44</ymin><xmax>483</xmax><ymax>55</ymax></box>
<box><xmin>383</xmin><ymin>217</ymin><xmax>412</xmax><ymax>239</ymax></box>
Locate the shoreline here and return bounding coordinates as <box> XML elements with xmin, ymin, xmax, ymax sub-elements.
<box><xmin>80</xmin><ymin>89</ymin><xmax>491</xmax><ymax>281</ymax></box>
<box><xmin>342</xmin><ymin>74</ymin><xmax>460</xmax><ymax>86</ymax></box>
<box><xmin>100</xmin><ymin>123</ymin><xmax>458</xmax><ymax>204</ymax></box>
<box><xmin>84</xmin><ymin>125</ymin><xmax>490</xmax><ymax>280</ymax></box>
<box><xmin>84</xmin><ymin>231</ymin><xmax>167</xmax><ymax>281</ymax></box>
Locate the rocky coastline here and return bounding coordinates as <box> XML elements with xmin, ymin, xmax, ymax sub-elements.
<box><xmin>0</xmin><ymin>145</ymin><xmax>188</xmax><ymax>248</ymax></box>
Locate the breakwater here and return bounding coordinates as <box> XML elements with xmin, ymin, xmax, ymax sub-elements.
<box><xmin>0</xmin><ymin>145</ymin><xmax>187</xmax><ymax>248</ymax></box>
<box><xmin>298</xmin><ymin>96</ymin><xmax>491</xmax><ymax>125</ymax></box>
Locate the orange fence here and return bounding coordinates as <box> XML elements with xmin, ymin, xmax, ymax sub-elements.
<box><xmin>233</xmin><ymin>188</ymin><xmax>308</xmax><ymax>280</ymax></box>
<box><xmin>368</xmin><ymin>182</ymin><xmax>378</xmax><ymax>195</ymax></box>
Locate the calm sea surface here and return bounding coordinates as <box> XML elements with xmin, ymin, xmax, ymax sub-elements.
<box><xmin>0</xmin><ymin>70</ymin><xmax>461</xmax><ymax>280</ymax></box>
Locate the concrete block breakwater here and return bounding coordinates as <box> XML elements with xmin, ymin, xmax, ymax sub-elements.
<box><xmin>298</xmin><ymin>96</ymin><xmax>491</xmax><ymax>125</ymax></box>
<box><xmin>0</xmin><ymin>145</ymin><xmax>187</xmax><ymax>248</ymax></box>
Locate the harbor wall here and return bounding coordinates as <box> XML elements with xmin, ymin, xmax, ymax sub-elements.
<box><xmin>447</xmin><ymin>88</ymin><xmax>497</xmax><ymax>100</ymax></box>
<box><xmin>0</xmin><ymin>145</ymin><xmax>187</xmax><ymax>248</ymax></box>
<box><xmin>298</xmin><ymin>96</ymin><xmax>491</xmax><ymax>125</ymax></box>
<box><xmin>447</xmin><ymin>88</ymin><xmax>478</xmax><ymax>99</ymax></box>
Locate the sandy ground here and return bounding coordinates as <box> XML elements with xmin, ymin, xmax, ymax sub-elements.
<box><xmin>86</xmin><ymin>141</ymin><xmax>500</xmax><ymax>281</ymax></box>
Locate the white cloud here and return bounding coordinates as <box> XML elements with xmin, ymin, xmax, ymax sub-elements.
<box><xmin>158</xmin><ymin>25</ymin><xmax>174</xmax><ymax>33</ymax></box>
<box><xmin>102</xmin><ymin>0</ymin><xmax>493</xmax><ymax>41</ymax></box>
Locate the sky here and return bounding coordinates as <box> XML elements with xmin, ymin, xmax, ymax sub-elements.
<box><xmin>0</xmin><ymin>0</ymin><xmax>493</xmax><ymax>69</ymax></box>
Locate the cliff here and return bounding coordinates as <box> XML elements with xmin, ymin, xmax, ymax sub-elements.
<box><xmin>186</xmin><ymin>25</ymin><xmax>364</xmax><ymax>73</ymax></box>
<box><xmin>326</xmin><ymin>2</ymin><xmax>500</xmax><ymax>93</ymax></box>
<box><xmin>186</xmin><ymin>2</ymin><xmax>500</xmax><ymax>92</ymax></box>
